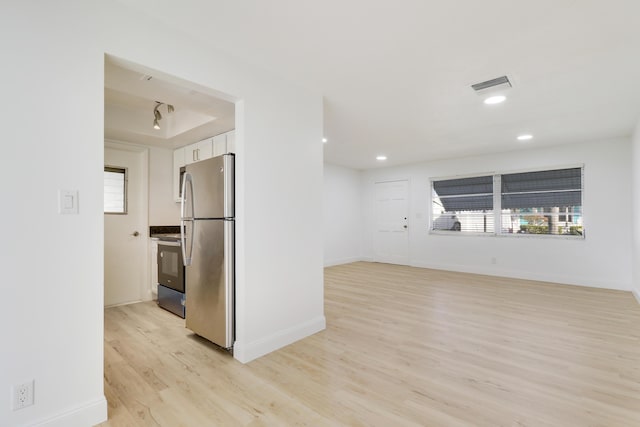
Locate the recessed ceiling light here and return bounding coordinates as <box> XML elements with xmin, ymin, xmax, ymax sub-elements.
<box><xmin>376</xmin><ymin>155</ymin><xmax>387</xmax><ymax>161</ymax></box>
<box><xmin>484</xmin><ymin>95</ymin><xmax>506</xmax><ymax>105</ymax></box>
<box><xmin>322</xmin><ymin>138</ymin><xmax>327</xmax><ymax>143</ymax></box>
<box><xmin>517</xmin><ymin>134</ymin><xmax>533</xmax><ymax>141</ymax></box>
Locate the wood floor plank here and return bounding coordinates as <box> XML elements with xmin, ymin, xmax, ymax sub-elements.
<box><xmin>99</xmin><ymin>262</ymin><xmax>640</xmax><ymax>426</ymax></box>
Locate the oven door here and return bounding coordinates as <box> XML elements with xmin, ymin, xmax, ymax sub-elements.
<box><xmin>157</xmin><ymin>241</ymin><xmax>185</xmax><ymax>293</ymax></box>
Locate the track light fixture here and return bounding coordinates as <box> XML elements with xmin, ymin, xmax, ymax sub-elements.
<box><xmin>152</xmin><ymin>101</ymin><xmax>174</xmax><ymax>130</ymax></box>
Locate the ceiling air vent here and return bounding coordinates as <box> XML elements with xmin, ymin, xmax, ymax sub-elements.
<box><xmin>471</xmin><ymin>75</ymin><xmax>511</xmax><ymax>94</ymax></box>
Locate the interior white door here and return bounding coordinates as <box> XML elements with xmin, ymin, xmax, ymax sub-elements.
<box><xmin>104</xmin><ymin>145</ymin><xmax>149</xmax><ymax>307</ymax></box>
<box><xmin>374</xmin><ymin>180</ymin><xmax>409</xmax><ymax>265</ymax></box>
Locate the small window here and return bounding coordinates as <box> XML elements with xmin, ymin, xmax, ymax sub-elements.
<box><xmin>104</xmin><ymin>166</ymin><xmax>127</xmax><ymax>214</ymax></box>
<box><xmin>431</xmin><ymin>175</ymin><xmax>494</xmax><ymax>233</ymax></box>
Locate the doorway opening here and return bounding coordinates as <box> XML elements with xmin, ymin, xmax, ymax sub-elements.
<box><xmin>102</xmin><ymin>54</ymin><xmax>240</xmax><ymax>421</ymax></box>
<box><xmin>103</xmin><ymin>54</ymin><xmax>236</xmax><ymax>308</ymax></box>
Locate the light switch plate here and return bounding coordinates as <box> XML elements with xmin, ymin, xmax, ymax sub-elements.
<box><xmin>58</xmin><ymin>190</ymin><xmax>79</xmax><ymax>214</ymax></box>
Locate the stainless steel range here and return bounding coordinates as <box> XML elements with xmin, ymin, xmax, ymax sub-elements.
<box><xmin>155</xmin><ymin>234</ymin><xmax>186</xmax><ymax>318</ymax></box>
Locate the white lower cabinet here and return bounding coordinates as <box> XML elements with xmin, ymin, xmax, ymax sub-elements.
<box><xmin>150</xmin><ymin>238</ymin><xmax>159</xmax><ymax>297</ymax></box>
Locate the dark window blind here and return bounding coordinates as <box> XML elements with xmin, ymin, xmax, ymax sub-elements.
<box><xmin>501</xmin><ymin>168</ymin><xmax>582</xmax><ymax>209</ymax></box>
<box><xmin>433</xmin><ymin>175</ymin><xmax>493</xmax><ymax>212</ymax></box>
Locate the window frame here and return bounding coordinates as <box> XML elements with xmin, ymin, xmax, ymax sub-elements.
<box><xmin>104</xmin><ymin>165</ymin><xmax>128</xmax><ymax>215</ymax></box>
<box><xmin>429</xmin><ymin>164</ymin><xmax>585</xmax><ymax>239</ymax></box>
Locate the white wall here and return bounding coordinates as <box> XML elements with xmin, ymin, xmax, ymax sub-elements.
<box><xmin>0</xmin><ymin>1</ymin><xmax>324</xmax><ymax>426</ymax></box>
<box><xmin>323</xmin><ymin>163</ymin><xmax>363</xmax><ymax>266</ymax></box>
<box><xmin>0</xmin><ymin>3</ymin><xmax>106</xmax><ymax>426</ymax></box>
<box><xmin>104</xmin><ymin>142</ymin><xmax>179</xmax><ymax>227</ymax></box>
<box><xmin>362</xmin><ymin>138</ymin><xmax>633</xmax><ymax>290</ymax></box>
<box><xmin>148</xmin><ymin>146</ymin><xmax>180</xmax><ymax>226</ymax></box>
<box><xmin>632</xmin><ymin>120</ymin><xmax>640</xmax><ymax>302</ymax></box>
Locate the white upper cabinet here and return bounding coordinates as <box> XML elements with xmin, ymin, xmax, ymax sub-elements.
<box><xmin>197</xmin><ymin>138</ymin><xmax>213</xmax><ymax>160</ymax></box>
<box><xmin>185</xmin><ymin>138</ymin><xmax>213</xmax><ymax>165</ymax></box>
<box><xmin>174</xmin><ymin>130</ymin><xmax>235</xmax><ymax>202</ymax></box>
<box><xmin>173</xmin><ymin>149</ymin><xmax>186</xmax><ymax>202</ymax></box>
<box><xmin>212</xmin><ymin>133</ymin><xmax>227</xmax><ymax>157</ymax></box>
<box><xmin>213</xmin><ymin>130</ymin><xmax>237</xmax><ymax>156</ymax></box>
<box><xmin>173</xmin><ymin>146</ymin><xmax>185</xmax><ymax>169</ymax></box>
<box><xmin>226</xmin><ymin>130</ymin><xmax>236</xmax><ymax>154</ymax></box>
<box><xmin>184</xmin><ymin>143</ymin><xmax>198</xmax><ymax>165</ymax></box>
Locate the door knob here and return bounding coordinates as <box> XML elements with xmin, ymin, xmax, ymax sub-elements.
<box><xmin>131</xmin><ymin>231</ymin><xmax>140</xmax><ymax>237</ymax></box>
<box><xmin>403</xmin><ymin>225</ymin><xmax>408</xmax><ymax>229</ymax></box>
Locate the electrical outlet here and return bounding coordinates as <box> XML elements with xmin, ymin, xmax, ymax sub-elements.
<box><xmin>12</xmin><ymin>380</ymin><xmax>34</xmax><ymax>410</ymax></box>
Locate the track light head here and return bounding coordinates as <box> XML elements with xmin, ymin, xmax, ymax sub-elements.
<box><xmin>152</xmin><ymin>101</ymin><xmax>174</xmax><ymax>129</ymax></box>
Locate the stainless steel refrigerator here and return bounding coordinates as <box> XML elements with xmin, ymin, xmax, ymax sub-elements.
<box><xmin>180</xmin><ymin>154</ymin><xmax>234</xmax><ymax>349</ymax></box>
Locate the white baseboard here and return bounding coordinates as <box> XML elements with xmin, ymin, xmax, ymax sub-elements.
<box><xmin>633</xmin><ymin>289</ymin><xmax>640</xmax><ymax>305</ymax></box>
<box><xmin>104</xmin><ymin>299</ymin><xmax>143</xmax><ymax>309</ymax></box>
<box><xmin>233</xmin><ymin>315</ymin><xmax>326</xmax><ymax>364</ymax></box>
<box><xmin>324</xmin><ymin>256</ymin><xmax>363</xmax><ymax>267</ymax></box>
<box><xmin>410</xmin><ymin>260</ymin><xmax>631</xmax><ymax>291</ymax></box>
<box><xmin>33</xmin><ymin>396</ymin><xmax>107</xmax><ymax>427</ymax></box>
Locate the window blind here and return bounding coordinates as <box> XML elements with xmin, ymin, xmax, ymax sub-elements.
<box><xmin>501</xmin><ymin>168</ymin><xmax>582</xmax><ymax>209</ymax></box>
<box><xmin>104</xmin><ymin>167</ymin><xmax>127</xmax><ymax>214</ymax></box>
<box><xmin>432</xmin><ymin>175</ymin><xmax>493</xmax><ymax>212</ymax></box>
<box><xmin>430</xmin><ymin>166</ymin><xmax>583</xmax><ymax>237</ymax></box>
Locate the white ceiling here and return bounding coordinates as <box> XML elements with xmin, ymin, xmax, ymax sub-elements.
<box><xmin>104</xmin><ymin>57</ymin><xmax>235</xmax><ymax>148</ymax></box>
<box><xmin>114</xmin><ymin>0</ymin><xmax>640</xmax><ymax>169</ymax></box>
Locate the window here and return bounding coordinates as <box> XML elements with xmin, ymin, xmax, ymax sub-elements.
<box><xmin>501</xmin><ymin>168</ymin><xmax>582</xmax><ymax>236</ymax></box>
<box><xmin>430</xmin><ymin>166</ymin><xmax>583</xmax><ymax>237</ymax></box>
<box><xmin>104</xmin><ymin>166</ymin><xmax>127</xmax><ymax>214</ymax></box>
<box><xmin>431</xmin><ymin>175</ymin><xmax>494</xmax><ymax>233</ymax></box>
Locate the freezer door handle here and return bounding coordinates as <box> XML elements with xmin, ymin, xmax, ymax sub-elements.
<box><xmin>180</xmin><ymin>172</ymin><xmax>193</xmax><ymax>220</ymax></box>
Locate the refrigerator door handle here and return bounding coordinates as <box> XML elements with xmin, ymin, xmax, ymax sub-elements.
<box><xmin>181</xmin><ymin>172</ymin><xmax>195</xmax><ymax>266</ymax></box>
<box><xmin>180</xmin><ymin>220</ymin><xmax>186</xmax><ymax>264</ymax></box>
<box><xmin>181</xmin><ymin>219</ymin><xmax>194</xmax><ymax>266</ymax></box>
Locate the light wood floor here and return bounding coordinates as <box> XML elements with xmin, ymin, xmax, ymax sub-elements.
<box><xmin>100</xmin><ymin>262</ymin><xmax>640</xmax><ymax>426</ymax></box>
